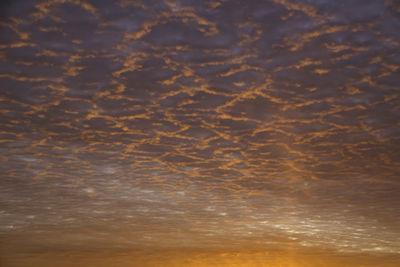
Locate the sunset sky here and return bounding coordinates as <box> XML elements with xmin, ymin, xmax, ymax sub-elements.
<box><xmin>1</xmin><ymin>0</ymin><xmax>399</xmax><ymax>266</ymax></box>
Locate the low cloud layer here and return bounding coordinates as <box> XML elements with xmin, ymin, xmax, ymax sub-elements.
<box><xmin>1</xmin><ymin>0</ymin><xmax>399</xmax><ymax>265</ymax></box>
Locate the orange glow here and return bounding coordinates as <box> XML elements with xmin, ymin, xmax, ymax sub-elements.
<box><xmin>2</xmin><ymin>249</ymin><xmax>399</xmax><ymax>267</ymax></box>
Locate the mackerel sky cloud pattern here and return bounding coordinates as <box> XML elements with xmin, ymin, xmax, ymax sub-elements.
<box><xmin>0</xmin><ymin>0</ymin><xmax>400</xmax><ymax>266</ymax></box>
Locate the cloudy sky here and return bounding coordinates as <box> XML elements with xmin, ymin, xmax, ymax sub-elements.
<box><xmin>1</xmin><ymin>0</ymin><xmax>399</xmax><ymax>266</ymax></box>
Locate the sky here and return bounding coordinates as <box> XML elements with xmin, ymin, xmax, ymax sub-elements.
<box><xmin>0</xmin><ymin>0</ymin><xmax>399</xmax><ymax>266</ymax></box>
